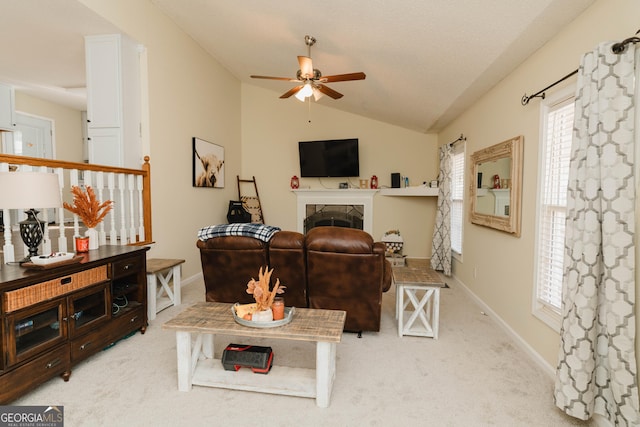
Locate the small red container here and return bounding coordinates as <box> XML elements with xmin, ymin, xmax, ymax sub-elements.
<box><xmin>272</xmin><ymin>297</ymin><xmax>285</xmax><ymax>320</ymax></box>
<box><xmin>75</xmin><ymin>236</ymin><xmax>89</xmax><ymax>253</ymax></box>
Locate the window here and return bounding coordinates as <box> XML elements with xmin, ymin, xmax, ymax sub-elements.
<box><xmin>533</xmin><ymin>87</ymin><xmax>574</xmax><ymax>331</ymax></box>
<box><xmin>450</xmin><ymin>142</ymin><xmax>465</xmax><ymax>256</ymax></box>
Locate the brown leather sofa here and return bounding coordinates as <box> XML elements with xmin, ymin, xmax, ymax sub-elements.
<box><xmin>197</xmin><ymin>226</ymin><xmax>392</xmax><ymax>333</ymax></box>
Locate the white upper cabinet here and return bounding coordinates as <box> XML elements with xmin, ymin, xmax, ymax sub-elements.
<box><xmin>85</xmin><ymin>34</ymin><xmax>142</xmax><ymax>168</ymax></box>
<box><xmin>0</xmin><ymin>82</ymin><xmax>16</xmax><ymax>131</ymax></box>
<box><xmin>85</xmin><ymin>35</ymin><xmax>122</xmax><ymax>128</ymax></box>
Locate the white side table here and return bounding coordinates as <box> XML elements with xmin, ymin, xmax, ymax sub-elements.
<box><xmin>397</xmin><ymin>284</ymin><xmax>440</xmax><ymax>338</ymax></box>
<box><xmin>393</xmin><ymin>265</ymin><xmax>444</xmax><ymax>338</ymax></box>
<box><xmin>146</xmin><ymin>258</ymin><xmax>185</xmax><ymax>320</ymax></box>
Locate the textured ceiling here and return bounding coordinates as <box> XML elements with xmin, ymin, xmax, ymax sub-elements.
<box><xmin>0</xmin><ymin>0</ymin><xmax>595</xmax><ymax>132</ymax></box>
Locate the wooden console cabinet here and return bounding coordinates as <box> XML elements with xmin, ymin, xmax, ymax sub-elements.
<box><xmin>0</xmin><ymin>245</ymin><xmax>149</xmax><ymax>403</ymax></box>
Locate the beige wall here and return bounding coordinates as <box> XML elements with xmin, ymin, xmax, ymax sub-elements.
<box><xmin>241</xmin><ymin>84</ymin><xmax>438</xmax><ymax>255</ymax></box>
<box><xmin>438</xmin><ymin>0</ymin><xmax>640</xmax><ymax>370</ymax></box>
<box><xmin>14</xmin><ymin>92</ymin><xmax>84</xmax><ymax>163</ymax></box>
<box><xmin>80</xmin><ymin>0</ymin><xmax>241</xmax><ymax>280</ymax></box>
<box><xmin>83</xmin><ymin>0</ymin><xmax>639</xmax><ymax>376</ymax></box>
<box><xmin>80</xmin><ymin>0</ymin><xmax>439</xmax><ymax>280</ymax></box>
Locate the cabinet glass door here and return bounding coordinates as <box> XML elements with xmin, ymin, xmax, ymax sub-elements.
<box><xmin>7</xmin><ymin>299</ymin><xmax>65</xmax><ymax>365</ymax></box>
<box><xmin>68</xmin><ymin>284</ymin><xmax>108</xmax><ymax>337</ymax></box>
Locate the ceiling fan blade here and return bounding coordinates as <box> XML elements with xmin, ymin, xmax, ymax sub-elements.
<box><xmin>280</xmin><ymin>85</ymin><xmax>304</xmax><ymax>99</ymax></box>
<box><xmin>250</xmin><ymin>75</ymin><xmax>298</xmax><ymax>81</ymax></box>
<box><xmin>320</xmin><ymin>72</ymin><xmax>366</xmax><ymax>83</ymax></box>
<box><xmin>298</xmin><ymin>56</ymin><xmax>314</xmax><ymax>78</ymax></box>
<box><xmin>316</xmin><ymin>84</ymin><xmax>343</xmax><ymax>99</ymax></box>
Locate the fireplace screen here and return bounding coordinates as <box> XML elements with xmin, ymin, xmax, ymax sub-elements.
<box><xmin>304</xmin><ymin>204</ymin><xmax>364</xmax><ymax>233</ymax></box>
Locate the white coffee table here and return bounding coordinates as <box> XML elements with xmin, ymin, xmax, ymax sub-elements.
<box><xmin>163</xmin><ymin>302</ymin><xmax>346</xmax><ymax>407</ymax></box>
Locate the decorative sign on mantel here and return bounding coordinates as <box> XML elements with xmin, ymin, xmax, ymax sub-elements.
<box><xmin>292</xmin><ymin>189</ymin><xmax>377</xmax><ymax>235</ymax></box>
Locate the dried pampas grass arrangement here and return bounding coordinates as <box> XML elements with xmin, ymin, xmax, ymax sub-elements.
<box><xmin>63</xmin><ymin>186</ymin><xmax>113</xmax><ymax>228</ymax></box>
<box><xmin>246</xmin><ymin>266</ymin><xmax>285</xmax><ymax>311</ymax></box>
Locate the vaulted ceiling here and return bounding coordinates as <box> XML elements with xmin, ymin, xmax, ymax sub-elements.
<box><xmin>0</xmin><ymin>0</ymin><xmax>595</xmax><ymax>133</ymax></box>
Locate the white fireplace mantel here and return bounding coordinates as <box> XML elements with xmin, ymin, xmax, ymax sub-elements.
<box><xmin>293</xmin><ymin>189</ymin><xmax>378</xmax><ymax>234</ymax></box>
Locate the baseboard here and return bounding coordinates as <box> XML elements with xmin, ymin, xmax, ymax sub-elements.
<box><xmin>182</xmin><ymin>271</ymin><xmax>203</xmax><ymax>288</ymax></box>
<box><xmin>450</xmin><ymin>273</ymin><xmax>556</xmax><ymax>379</ymax></box>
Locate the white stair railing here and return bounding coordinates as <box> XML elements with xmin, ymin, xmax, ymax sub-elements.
<box><xmin>0</xmin><ymin>155</ymin><xmax>152</xmax><ymax>263</ymax></box>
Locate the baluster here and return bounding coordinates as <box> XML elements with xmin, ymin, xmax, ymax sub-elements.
<box><xmin>55</xmin><ymin>168</ymin><xmax>68</xmax><ymax>253</ymax></box>
<box><xmin>108</xmin><ymin>173</ymin><xmax>117</xmax><ymax>244</ymax></box>
<box><xmin>38</xmin><ymin>166</ymin><xmax>53</xmax><ymax>255</ymax></box>
<box><xmin>127</xmin><ymin>174</ymin><xmax>136</xmax><ymax>243</ymax></box>
<box><xmin>96</xmin><ymin>172</ymin><xmax>107</xmax><ymax>245</ymax></box>
<box><xmin>70</xmin><ymin>169</ymin><xmax>80</xmax><ymax>238</ymax></box>
<box><xmin>83</xmin><ymin>170</ymin><xmax>92</xmax><ymax>189</ymax></box>
<box><xmin>118</xmin><ymin>174</ymin><xmax>128</xmax><ymax>245</ymax></box>
<box><xmin>137</xmin><ymin>175</ymin><xmax>145</xmax><ymax>241</ymax></box>
<box><xmin>0</xmin><ymin>163</ymin><xmax>15</xmax><ymax>263</ymax></box>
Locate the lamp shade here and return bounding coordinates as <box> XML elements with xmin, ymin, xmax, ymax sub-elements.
<box><xmin>0</xmin><ymin>172</ymin><xmax>62</xmax><ymax>209</ymax></box>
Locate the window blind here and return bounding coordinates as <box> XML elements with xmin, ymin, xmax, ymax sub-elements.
<box><xmin>450</xmin><ymin>144</ymin><xmax>465</xmax><ymax>255</ymax></box>
<box><xmin>536</xmin><ymin>99</ymin><xmax>574</xmax><ymax>313</ymax></box>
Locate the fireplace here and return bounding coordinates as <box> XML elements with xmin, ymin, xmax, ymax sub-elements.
<box><xmin>293</xmin><ymin>189</ymin><xmax>377</xmax><ymax>234</ymax></box>
<box><xmin>304</xmin><ymin>204</ymin><xmax>364</xmax><ymax>233</ymax></box>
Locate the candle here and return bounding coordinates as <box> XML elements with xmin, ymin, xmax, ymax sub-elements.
<box><xmin>272</xmin><ymin>297</ymin><xmax>285</xmax><ymax>320</ymax></box>
<box><xmin>75</xmin><ymin>236</ymin><xmax>89</xmax><ymax>253</ymax></box>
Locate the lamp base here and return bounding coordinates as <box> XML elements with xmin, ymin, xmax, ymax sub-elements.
<box><xmin>19</xmin><ymin>209</ymin><xmax>45</xmax><ymax>261</ymax></box>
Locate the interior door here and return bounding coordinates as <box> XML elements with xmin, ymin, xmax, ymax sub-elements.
<box><xmin>2</xmin><ymin>113</ymin><xmax>53</xmax><ymax>158</ymax></box>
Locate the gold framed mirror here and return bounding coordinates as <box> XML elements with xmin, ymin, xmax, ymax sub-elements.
<box><xmin>469</xmin><ymin>135</ymin><xmax>523</xmax><ymax>237</ymax></box>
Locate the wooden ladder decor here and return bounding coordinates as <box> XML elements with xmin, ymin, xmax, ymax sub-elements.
<box><xmin>237</xmin><ymin>175</ymin><xmax>264</xmax><ymax>224</ymax></box>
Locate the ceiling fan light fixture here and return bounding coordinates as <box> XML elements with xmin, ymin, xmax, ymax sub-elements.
<box><xmin>250</xmin><ymin>35</ymin><xmax>365</xmax><ymax>102</ymax></box>
<box><xmin>295</xmin><ymin>83</ymin><xmax>313</xmax><ymax>101</ymax></box>
<box><xmin>312</xmin><ymin>87</ymin><xmax>324</xmax><ymax>101</ymax></box>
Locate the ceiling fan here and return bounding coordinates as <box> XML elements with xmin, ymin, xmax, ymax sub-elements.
<box><xmin>250</xmin><ymin>35</ymin><xmax>366</xmax><ymax>102</ymax></box>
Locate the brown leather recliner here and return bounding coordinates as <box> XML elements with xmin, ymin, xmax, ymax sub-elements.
<box><xmin>197</xmin><ymin>236</ymin><xmax>268</xmax><ymax>304</ymax></box>
<box><xmin>268</xmin><ymin>231</ymin><xmax>308</xmax><ymax>309</ymax></box>
<box><xmin>305</xmin><ymin>227</ymin><xmax>392</xmax><ymax>332</ymax></box>
<box><xmin>198</xmin><ymin>226</ymin><xmax>392</xmax><ymax>333</ymax></box>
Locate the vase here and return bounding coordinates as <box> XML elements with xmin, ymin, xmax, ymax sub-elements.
<box><xmin>85</xmin><ymin>227</ymin><xmax>99</xmax><ymax>250</ymax></box>
<box><xmin>252</xmin><ymin>308</ymin><xmax>273</xmax><ymax>322</ymax></box>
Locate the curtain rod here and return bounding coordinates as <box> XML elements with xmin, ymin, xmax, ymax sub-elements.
<box><xmin>448</xmin><ymin>134</ymin><xmax>466</xmax><ymax>147</ymax></box>
<box><xmin>521</xmin><ymin>29</ymin><xmax>640</xmax><ymax>106</ymax></box>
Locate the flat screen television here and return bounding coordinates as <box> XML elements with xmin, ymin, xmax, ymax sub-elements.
<box><xmin>298</xmin><ymin>138</ymin><xmax>359</xmax><ymax>178</ymax></box>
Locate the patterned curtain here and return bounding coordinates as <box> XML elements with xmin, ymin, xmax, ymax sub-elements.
<box><xmin>430</xmin><ymin>144</ymin><xmax>452</xmax><ymax>276</ymax></box>
<box><xmin>554</xmin><ymin>42</ymin><xmax>639</xmax><ymax>426</ymax></box>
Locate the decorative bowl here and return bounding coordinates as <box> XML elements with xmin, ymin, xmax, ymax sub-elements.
<box><xmin>232</xmin><ymin>303</ymin><xmax>295</xmax><ymax>328</ymax></box>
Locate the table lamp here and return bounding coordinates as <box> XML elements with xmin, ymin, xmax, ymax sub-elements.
<box><xmin>0</xmin><ymin>172</ymin><xmax>62</xmax><ymax>263</ymax></box>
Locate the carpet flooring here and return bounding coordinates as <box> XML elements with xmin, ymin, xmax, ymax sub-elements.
<box><xmin>13</xmin><ymin>274</ymin><xmax>591</xmax><ymax>426</ymax></box>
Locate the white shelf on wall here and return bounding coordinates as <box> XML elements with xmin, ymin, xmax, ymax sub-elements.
<box><xmin>379</xmin><ymin>186</ymin><xmax>438</xmax><ymax>197</ymax></box>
